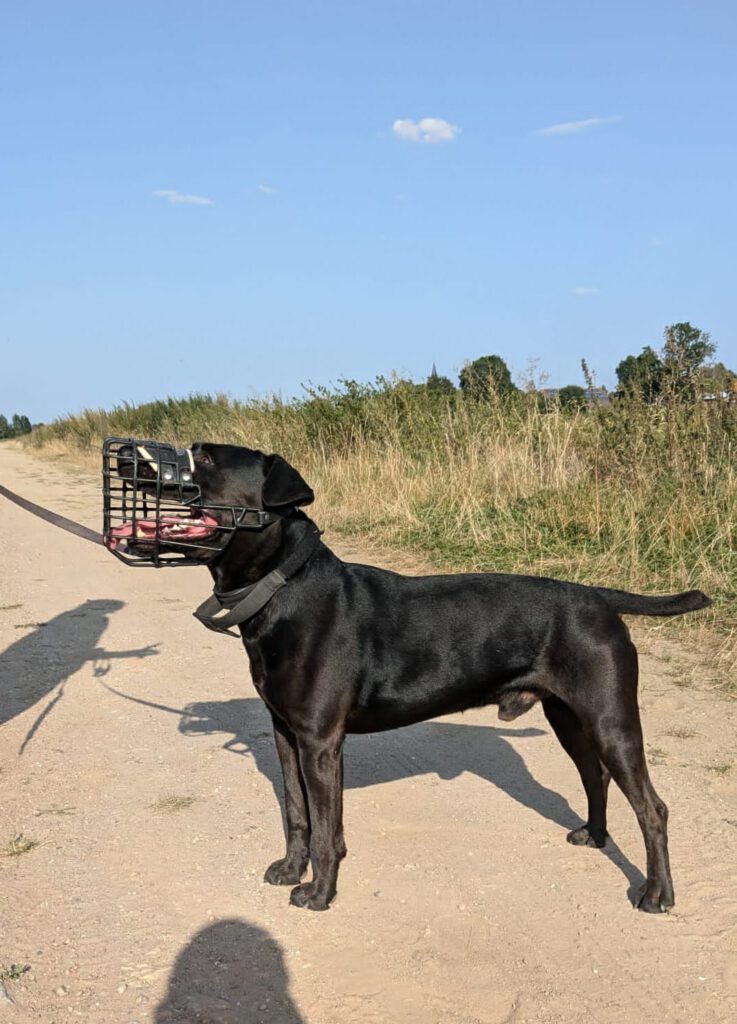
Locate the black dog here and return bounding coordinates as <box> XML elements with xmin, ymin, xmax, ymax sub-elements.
<box><xmin>149</xmin><ymin>443</ymin><xmax>712</xmax><ymax>912</ymax></box>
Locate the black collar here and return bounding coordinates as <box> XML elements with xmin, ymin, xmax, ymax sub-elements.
<box><xmin>193</xmin><ymin>525</ymin><xmax>323</xmax><ymax>636</ymax></box>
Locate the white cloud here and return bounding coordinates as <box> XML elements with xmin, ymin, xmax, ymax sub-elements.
<box><xmin>258</xmin><ymin>184</ymin><xmax>277</xmax><ymax>196</ymax></box>
<box><xmin>536</xmin><ymin>115</ymin><xmax>621</xmax><ymax>137</ymax></box>
<box><xmin>572</xmin><ymin>286</ymin><xmax>600</xmax><ymax>296</ymax></box>
<box><xmin>153</xmin><ymin>189</ymin><xmax>213</xmax><ymax>206</ymax></box>
<box><xmin>649</xmin><ymin>237</ymin><xmax>664</xmax><ymax>247</ymax></box>
<box><xmin>392</xmin><ymin>117</ymin><xmax>460</xmax><ymax>144</ymax></box>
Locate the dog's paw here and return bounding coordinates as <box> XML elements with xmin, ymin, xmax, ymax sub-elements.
<box><xmin>636</xmin><ymin>884</ymin><xmax>674</xmax><ymax>914</ymax></box>
<box><xmin>264</xmin><ymin>857</ymin><xmax>306</xmax><ymax>886</ymax></box>
<box><xmin>289</xmin><ymin>882</ymin><xmax>332</xmax><ymax>911</ymax></box>
<box><xmin>567</xmin><ymin>825</ymin><xmax>607</xmax><ymax>848</ymax></box>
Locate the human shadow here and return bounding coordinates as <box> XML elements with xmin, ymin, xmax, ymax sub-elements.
<box><xmin>105</xmin><ymin>689</ymin><xmax>646</xmax><ymax>901</ymax></box>
<box><xmin>155</xmin><ymin>918</ymin><xmax>304</xmax><ymax>1023</ymax></box>
<box><xmin>0</xmin><ymin>599</ymin><xmax>159</xmax><ymax>753</ymax></box>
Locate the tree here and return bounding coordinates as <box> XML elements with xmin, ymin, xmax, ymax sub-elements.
<box><xmin>459</xmin><ymin>355</ymin><xmax>518</xmax><ymax>400</ymax></box>
<box><xmin>615</xmin><ymin>346</ymin><xmax>664</xmax><ymax>402</ymax></box>
<box><xmin>0</xmin><ymin>413</ymin><xmax>32</xmax><ymax>438</ymax></box>
<box><xmin>558</xmin><ymin>384</ymin><xmax>587</xmax><ymax>409</ymax></box>
<box><xmin>701</xmin><ymin>362</ymin><xmax>737</xmax><ymax>397</ymax></box>
<box><xmin>616</xmin><ymin>323</ymin><xmax>730</xmax><ymax>402</ymax></box>
<box><xmin>11</xmin><ymin>414</ymin><xmax>32</xmax><ymax>436</ymax></box>
<box><xmin>661</xmin><ymin>322</ymin><xmax>716</xmax><ymax>397</ymax></box>
<box><xmin>426</xmin><ymin>364</ymin><xmax>456</xmax><ymax>399</ymax></box>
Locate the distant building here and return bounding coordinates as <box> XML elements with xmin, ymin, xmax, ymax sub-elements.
<box><xmin>585</xmin><ymin>387</ymin><xmax>610</xmax><ymax>404</ymax></box>
<box><xmin>539</xmin><ymin>387</ymin><xmax>611</xmax><ymax>405</ymax></box>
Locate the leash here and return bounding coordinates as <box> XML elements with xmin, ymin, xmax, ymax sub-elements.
<box><xmin>0</xmin><ymin>483</ymin><xmax>104</xmax><ymax>546</ymax></box>
<box><xmin>193</xmin><ymin>525</ymin><xmax>323</xmax><ymax>637</ymax></box>
<box><xmin>0</xmin><ymin>471</ymin><xmax>322</xmax><ymax>635</ymax></box>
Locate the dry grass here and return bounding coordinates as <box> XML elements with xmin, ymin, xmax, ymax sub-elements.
<box><xmin>149</xmin><ymin>794</ymin><xmax>197</xmax><ymax>814</ymax></box>
<box><xmin>25</xmin><ymin>381</ymin><xmax>737</xmax><ymax>690</ymax></box>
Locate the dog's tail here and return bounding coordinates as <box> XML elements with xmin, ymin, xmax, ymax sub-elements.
<box><xmin>594</xmin><ymin>587</ymin><xmax>712</xmax><ymax>618</ymax></box>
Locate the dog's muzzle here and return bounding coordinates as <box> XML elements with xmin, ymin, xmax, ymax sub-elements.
<box><xmin>102</xmin><ymin>437</ymin><xmax>280</xmax><ymax>567</ymax></box>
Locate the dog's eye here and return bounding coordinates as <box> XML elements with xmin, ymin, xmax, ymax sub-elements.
<box><xmin>194</xmin><ymin>453</ymin><xmax>214</xmax><ymax>466</ymax></box>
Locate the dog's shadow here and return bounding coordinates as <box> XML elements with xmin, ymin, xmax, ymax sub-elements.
<box><xmin>176</xmin><ymin>696</ymin><xmax>645</xmax><ymax>900</ymax></box>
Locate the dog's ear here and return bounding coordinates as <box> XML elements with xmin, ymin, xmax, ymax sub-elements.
<box><xmin>262</xmin><ymin>454</ymin><xmax>314</xmax><ymax>509</ymax></box>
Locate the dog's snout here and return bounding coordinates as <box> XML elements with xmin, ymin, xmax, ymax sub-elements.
<box><xmin>115</xmin><ymin>444</ymin><xmax>157</xmax><ymax>482</ymax></box>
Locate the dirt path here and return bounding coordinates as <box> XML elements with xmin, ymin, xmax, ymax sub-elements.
<box><xmin>0</xmin><ymin>441</ymin><xmax>735</xmax><ymax>1024</ymax></box>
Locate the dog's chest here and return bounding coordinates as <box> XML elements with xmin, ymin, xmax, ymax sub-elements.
<box><xmin>242</xmin><ymin>639</ymin><xmax>293</xmax><ymax>714</ymax></box>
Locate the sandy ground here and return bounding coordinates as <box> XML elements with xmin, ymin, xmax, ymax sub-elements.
<box><xmin>0</xmin><ymin>440</ymin><xmax>735</xmax><ymax>1024</ymax></box>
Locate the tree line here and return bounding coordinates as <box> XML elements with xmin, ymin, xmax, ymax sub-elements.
<box><xmin>0</xmin><ymin>413</ymin><xmax>33</xmax><ymax>439</ymax></box>
<box><xmin>424</xmin><ymin>322</ymin><xmax>734</xmax><ymax>407</ymax></box>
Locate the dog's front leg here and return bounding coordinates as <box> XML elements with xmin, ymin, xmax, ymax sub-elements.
<box><xmin>289</xmin><ymin>733</ymin><xmax>346</xmax><ymax>911</ymax></box>
<box><xmin>264</xmin><ymin>714</ymin><xmax>312</xmax><ymax>886</ymax></box>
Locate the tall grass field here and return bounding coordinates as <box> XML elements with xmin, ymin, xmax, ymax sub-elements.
<box><xmin>26</xmin><ymin>379</ymin><xmax>737</xmax><ymax>677</ymax></box>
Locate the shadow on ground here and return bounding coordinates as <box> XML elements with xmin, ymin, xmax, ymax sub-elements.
<box><xmin>0</xmin><ymin>599</ymin><xmax>158</xmax><ymax>752</ymax></box>
<box><xmin>155</xmin><ymin>918</ymin><xmax>304</xmax><ymax>1023</ymax></box>
<box><xmin>105</xmin><ymin>686</ymin><xmax>646</xmax><ymax>901</ymax></box>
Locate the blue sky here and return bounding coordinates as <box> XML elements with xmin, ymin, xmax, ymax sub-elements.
<box><xmin>2</xmin><ymin>0</ymin><xmax>736</xmax><ymax>423</ymax></box>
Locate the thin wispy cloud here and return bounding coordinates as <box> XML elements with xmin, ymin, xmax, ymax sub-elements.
<box><xmin>649</xmin><ymin>237</ymin><xmax>664</xmax><ymax>247</ymax></box>
<box><xmin>153</xmin><ymin>189</ymin><xmax>213</xmax><ymax>206</ymax></box>
<box><xmin>537</xmin><ymin>115</ymin><xmax>621</xmax><ymax>137</ymax></box>
<box><xmin>572</xmin><ymin>286</ymin><xmax>600</xmax><ymax>296</ymax></box>
<box><xmin>392</xmin><ymin>117</ymin><xmax>460</xmax><ymax>144</ymax></box>
<box><xmin>257</xmin><ymin>184</ymin><xmax>277</xmax><ymax>196</ymax></box>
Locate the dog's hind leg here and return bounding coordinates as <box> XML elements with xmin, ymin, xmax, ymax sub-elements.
<box><xmin>264</xmin><ymin>714</ymin><xmax>312</xmax><ymax>887</ymax></box>
<box><xmin>580</xmin><ymin>644</ymin><xmax>674</xmax><ymax>913</ymax></box>
<box><xmin>542</xmin><ymin>695</ymin><xmax>611</xmax><ymax>848</ymax></box>
<box><xmin>591</xmin><ymin>715</ymin><xmax>673</xmax><ymax>912</ymax></box>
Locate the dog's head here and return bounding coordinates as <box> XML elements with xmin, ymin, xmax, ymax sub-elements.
<box><xmin>104</xmin><ymin>439</ymin><xmax>313</xmax><ymax>566</ymax></box>
<box><xmin>189</xmin><ymin>442</ymin><xmax>314</xmax><ymax>524</ymax></box>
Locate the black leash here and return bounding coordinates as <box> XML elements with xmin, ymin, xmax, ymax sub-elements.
<box><xmin>0</xmin><ymin>479</ymin><xmax>322</xmax><ymax>634</ymax></box>
<box><xmin>193</xmin><ymin>525</ymin><xmax>323</xmax><ymax>637</ymax></box>
<box><xmin>0</xmin><ymin>483</ymin><xmax>104</xmax><ymax>546</ymax></box>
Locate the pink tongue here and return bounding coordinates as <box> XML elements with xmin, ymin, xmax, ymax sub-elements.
<box><xmin>109</xmin><ymin>518</ymin><xmax>158</xmax><ymax>539</ymax></box>
<box><xmin>108</xmin><ymin>513</ymin><xmax>219</xmax><ymax>548</ymax></box>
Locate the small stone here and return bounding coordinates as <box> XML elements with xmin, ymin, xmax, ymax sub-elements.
<box><xmin>55</xmin><ymin>986</ymin><xmax>67</xmax><ymax>996</ymax></box>
<box><xmin>0</xmin><ymin>980</ymin><xmax>14</xmax><ymax>1005</ymax></box>
<box><xmin>117</xmin><ymin>984</ymin><xmax>127</xmax><ymax>994</ymax></box>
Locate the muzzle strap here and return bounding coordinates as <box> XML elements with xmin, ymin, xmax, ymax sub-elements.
<box><xmin>193</xmin><ymin>525</ymin><xmax>323</xmax><ymax>637</ymax></box>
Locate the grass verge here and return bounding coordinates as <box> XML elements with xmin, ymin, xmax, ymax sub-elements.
<box><xmin>25</xmin><ymin>381</ymin><xmax>737</xmax><ymax>691</ymax></box>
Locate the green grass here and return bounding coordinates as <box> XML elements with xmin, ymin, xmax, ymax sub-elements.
<box><xmin>2</xmin><ymin>834</ymin><xmax>40</xmax><ymax>857</ymax></box>
<box><xmin>0</xmin><ymin>964</ymin><xmax>30</xmax><ymax>982</ymax></box>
